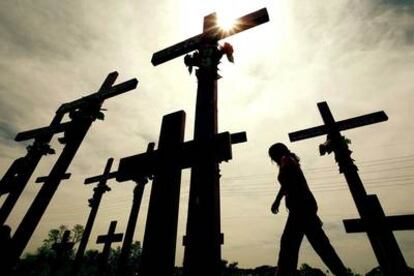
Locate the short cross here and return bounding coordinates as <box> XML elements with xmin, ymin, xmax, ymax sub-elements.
<box><xmin>51</xmin><ymin>230</ymin><xmax>74</xmax><ymax>276</ymax></box>
<box><xmin>96</xmin><ymin>220</ymin><xmax>123</xmax><ymax>276</ymax></box>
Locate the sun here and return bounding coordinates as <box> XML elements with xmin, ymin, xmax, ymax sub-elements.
<box><xmin>216</xmin><ymin>3</ymin><xmax>240</xmax><ymax>32</ymax></box>
<box><xmin>216</xmin><ymin>14</ymin><xmax>238</xmax><ymax>32</ymax></box>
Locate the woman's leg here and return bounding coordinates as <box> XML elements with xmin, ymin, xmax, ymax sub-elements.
<box><xmin>305</xmin><ymin>215</ymin><xmax>348</xmax><ymax>276</ymax></box>
<box><xmin>276</xmin><ymin>214</ymin><xmax>304</xmax><ymax>276</ymax></box>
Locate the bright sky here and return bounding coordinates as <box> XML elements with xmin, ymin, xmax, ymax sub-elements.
<box><xmin>0</xmin><ymin>0</ymin><xmax>413</xmax><ymax>274</ymax></box>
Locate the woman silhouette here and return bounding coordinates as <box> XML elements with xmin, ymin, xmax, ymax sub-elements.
<box><xmin>268</xmin><ymin>143</ymin><xmax>348</xmax><ymax>276</ymax></box>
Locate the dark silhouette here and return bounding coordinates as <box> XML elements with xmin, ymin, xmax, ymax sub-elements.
<box><xmin>118</xmin><ymin>146</ymin><xmax>152</xmax><ymax>276</ymax></box>
<box><xmin>288</xmin><ymin>101</ymin><xmax>411</xmax><ymax>276</ymax></box>
<box><xmin>151</xmin><ymin>7</ymin><xmax>268</xmax><ymax>275</ymax></box>
<box><xmin>50</xmin><ymin>230</ymin><xmax>74</xmax><ymax>276</ymax></box>
<box><xmin>96</xmin><ymin>220</ymin><xmax>124</xmax><ymax>276</ymax></box>
<box><xmin>72</xmin><ymin>158</ymin><xmax>115</xmax><ymax>275</ymax></box>
<box><xmin>268</xmin><ymin>143</ymin><xmax>348</xmax><ymax>276</ymax></box>
<box><xmin>0</xmin><ymin>225</ymin><xmax>12</xmax><ymax>274</ymax></box>
<box><xmin>116</xmin><ymin>111</ymin><xmax>246</xmax><ymax>276</ymax></box>
<box><xmin>5</xmin><ymin>72</ymin><xmax>137</xmax><ymax>273</ymax></box>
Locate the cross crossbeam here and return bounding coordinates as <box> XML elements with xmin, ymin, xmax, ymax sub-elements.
<box><xmin>289</xmin><ymin>111</ymin><xmax>388</xmax><ymax>142</ymax></box>
<box><xmin>117</xmin><ymin>131</ymin><xmax>246</xmax><ymax>182</ymax></box>
<box><xmin>151</xmin><ymin>8</ymin><xmax>269</xmax><ymax>66</ymax></box>
<box><xmin>96</xmin><ymin>221</ymin><xmax>123</xmax><ymax>244</ymax></box>
<box><xmin>36</xmin><ymin>173</ymin><xmax>71</xmax><ymax>183</ymax></box>
<box><xmin>344</xmin><ymin>214</ymin><xmax>414</xmax><ymax>233</ymax></box>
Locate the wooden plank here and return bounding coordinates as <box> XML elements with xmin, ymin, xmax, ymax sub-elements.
<box><xmin>151</xmin><ymin>8</ymin><xmax>269</xmax><ymax>66</ymax></box>
<box><xmin>344</xmin><ymin>215</ymin><xmax>414</xmax><ymax>233</ymax></box>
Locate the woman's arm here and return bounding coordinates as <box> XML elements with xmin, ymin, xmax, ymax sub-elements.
<box><xmin>271</xmin><ymin>186</ymin><xmax>285</xmax><ymax>214</ymax></box>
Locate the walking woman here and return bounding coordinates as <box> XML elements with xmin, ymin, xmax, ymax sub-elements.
<box><xmin>268</xmin><ymin>143</ymin><xmax>349</xmax><ymax>276</ymax></box>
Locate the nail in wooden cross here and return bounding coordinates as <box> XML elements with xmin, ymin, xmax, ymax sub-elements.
<box><xmin>289</xmin><ymin>101</ymin><xmax>410</xmax><ymax>276</ymax></box>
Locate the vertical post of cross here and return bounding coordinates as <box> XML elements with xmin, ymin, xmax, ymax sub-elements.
<box><xmin>137</xmin><ymin>111</ymin><xmax>186</xmax><ymax>276</ymax></box>
<box><xmin>72</xmin><ymin>158</ymin><xmax>115</xmax><ymax>275</ymax></box>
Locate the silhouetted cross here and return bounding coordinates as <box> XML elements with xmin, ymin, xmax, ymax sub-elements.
<box><xmin>96</xmin><ymin>220</ymin><xmax>123</xmax><ymax>276</ymax></box>
<box><xmin>289</xmin><ymin>101</ymin><xmax>410</xmax><ymax>276</ymax></box>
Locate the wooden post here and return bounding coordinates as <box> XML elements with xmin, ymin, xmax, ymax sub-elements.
<box><xmin>72</xmin><ymin>158</ymin><xmax>115</xmax><ymax>275</ymax></box>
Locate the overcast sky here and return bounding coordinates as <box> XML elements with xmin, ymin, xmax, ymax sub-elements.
<box><xmin>0</xmin><ymin>0</ymin><xmax>413</xmax><ymax>274</ymax></box>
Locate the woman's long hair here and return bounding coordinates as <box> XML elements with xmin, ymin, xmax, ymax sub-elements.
<box><xmin>268</xmin><ymin>143</ymin><xmax>300</xmax><ymax>164</ymax></box>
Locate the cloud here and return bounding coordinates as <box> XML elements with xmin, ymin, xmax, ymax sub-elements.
<box><xmin>0</xmin><ymin>0</ymin><xmax>413</xmax><ymax>273</ymax></box>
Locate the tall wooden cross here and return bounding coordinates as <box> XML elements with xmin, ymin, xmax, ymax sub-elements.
<box><xmin>116</xmin><ymin>111</ymin><xmax>246</xmax><ymax>276</ymax></box>
<box><xmin>117</xmin><ymin>143</ymin><xmax>154</xmax><ymax>276</ymax></box>
<box><xmin>96</xmin><ymin>220</ymin><xmax>124</xmax><ymax>276</ymax></box>
<box><xmin>72</xmin><ymin>158</ymin><xmax>115</xmax><ymax>276</ymax></box>
<box><xmin>288</xmin><ymin>101</ymin><xmax>411</xmax><ymax>276</ymax></box>
<box><xmin>6</xmin><ymin>72</ymin><xmax>138</xmax><ymax>269</ymax></box>
<box><xmin>50</xmin><ymin>230</ymin><xmax>74</xmax><ymax>276</ymax></box>
<box><xmin>151</xmin><ymin>8</ymin><xmax>269</xmax><ymax>275</ymax></box>
<box><xmin>0</xmin><ymin>112</ymin><xmax>68</xmax><ymax>225</ymax></box>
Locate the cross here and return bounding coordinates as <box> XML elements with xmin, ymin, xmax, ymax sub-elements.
<box><xmin>96</xmin><ymin>220</ymin><xmax>123</xmax><ymax>276</ymax></box>
<box><xmin>7</xmin><ymin>72</ymin><xmax>138</xmax><ymax>269</ymax></box>
<box><xmin>288</xmin><ymin>101</ymin><xmax>411</xmax><ymax>276</ymax></box>
<box><xmin>116</xmin><ymin>111</ymin><xmax>246</xmax><ymax>276</ymax></box>
<box><xmin>151</xmin><ymin>8</ymin><xmax>268</xmax><ymax>275</ymax></box>
<box><xmin>117</xmin><ymin>143</ymin><xmax>154</xmax><ymax>276</ymax></box>
<box><xmin>50</xmin><ymin>230</ymin><xmax>74</xmax><ymax>276</ymax></box>
<box><xmin>0</xmin><ymin>114</ymin><xmax>66</xmax><ymax>226</ymax></box>
<box><xmin>72</xmin><ymin>158</ymin><xmax>115</xmax><ymax>276</ymax></box>
<box><xmin>0</xmin><ymin>71</ymin><xmax>137</xmax><ymax>227</ymax></box>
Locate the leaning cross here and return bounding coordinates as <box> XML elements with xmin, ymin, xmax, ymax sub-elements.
<box><xmin>96</xmin><ymin>220</ymin><xmax>123</xmax><ymax>276</ymax></box>
<box><xmin>72</xmin><ymin>158</ymin><xmax>115</xmax><ymax>275</ymax></box>
<box><xmin>7</xmin><ymin>72</ymin><xmax>137</xmax><ymax>269</ymax></box>
<box><xmin>152</xmin><ymin>8</ymin><xmax>268</xmax><ymax>275</ymax></box>
<box><xmin>0</xmin><ymin>112</ymin><xmax>67</xmax><ymax>225</ymax></box>
<box><xmin>288</xmin><ymin>101</ymin><xmax>410</xmax><ymax>276</ymax></box>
